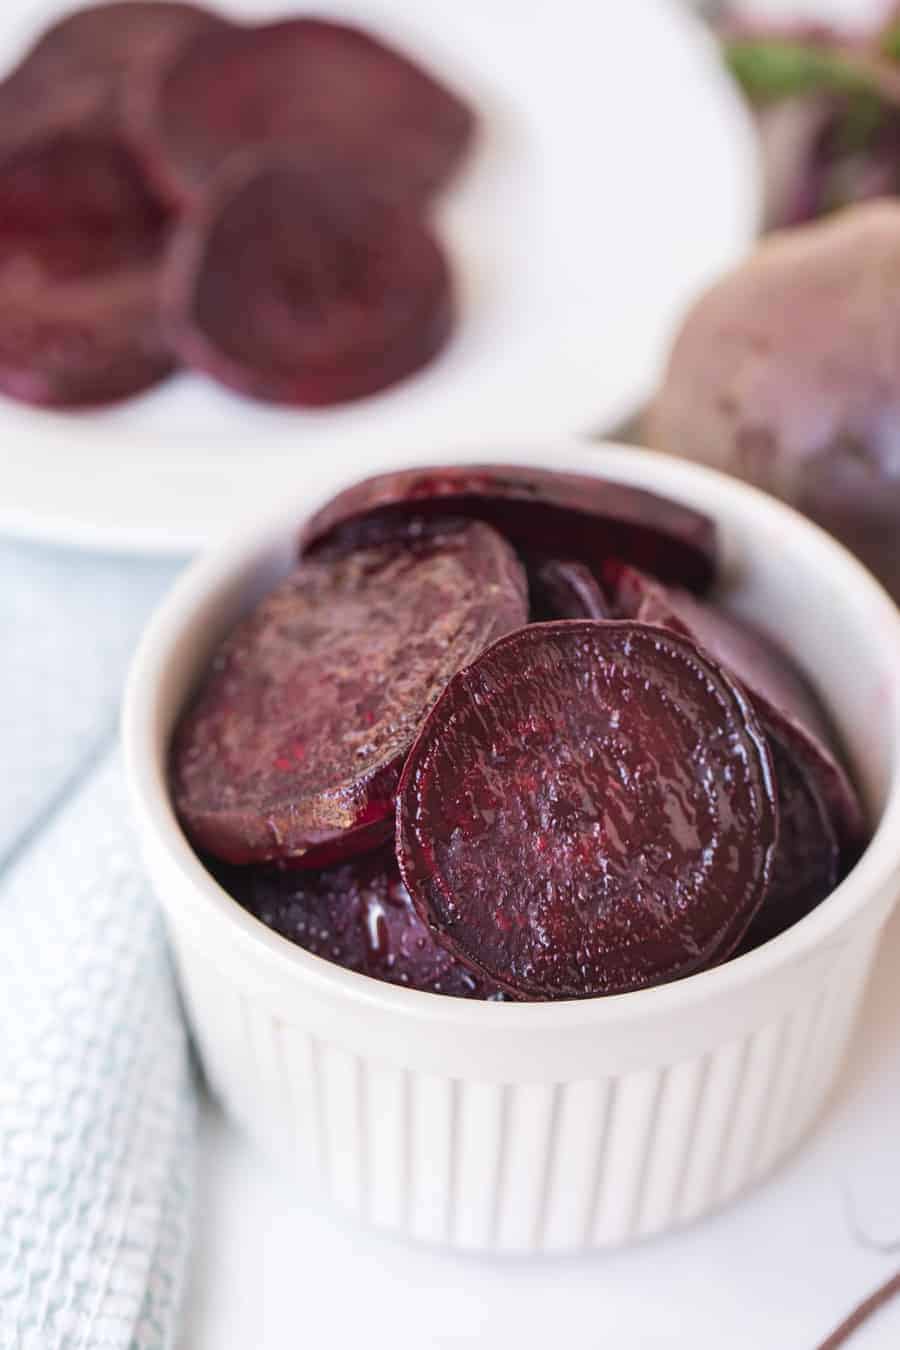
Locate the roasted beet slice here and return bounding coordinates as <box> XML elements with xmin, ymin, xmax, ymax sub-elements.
<box><xmin>749</xmin><ymin>729</ymin><xmax>839</xmax><ymax>950</ymax></box>
<box><xmin>0</xmin><ymin>132</ymin><xmax>172</xmax><ymax>406</ymax></box>
<box><xmin>130</xmin><ymin>17</ymin><xmax>473</xmax><ymax>209</ymax></box>
<box><xmin>741</xmin><ymin>708</ymin><xmax>865</xmax><ymax>950</ymax></box>
<box><xmin>0</xmin><ymin>133</ymin><xmax>165</xmax><ymax>276</ymax></box>
<box><xmin>162</xmin><ymin>152</ymin><xmax>453</xmax><ymax>405</ymax></box>
<box><xmin>300</xmin><ymin>465</ymin><xmax>718</xmax><ymax>593</ymax></box>
<box><xmin>0</xmin><ymin>261</ymin><xmax>172</xmax><ymax>408</ymax></box>
<box><xmin>0</xmin><ymin>2</ymin><xmax>222</xmax><ymax>146</ymax></box>
<box><xmin>280</xmin><ymin>818</ymin><xmax>398</xmax><ymax>873</ymax></box>
<box><xmin>529</xmin><ymin>559</ymin><xmax>610</xmax><ymax>622</ymax></box>
<box><xmin>211</xmin><ymin>846</ymin><xmax>503</xmax><ymax>999</ymax></box>
<box><xmin>171</xmin><ymin>521</ymin><xmax>527</xmax><ymax>866</ymax></box>
<box><xmin>396</xmin><ymin>621</ymin><xmax>778</xmax><ymax>1000</ymax></box>
<box><xmin>604</xmin><ymin>561</ymin><xmax>830</xmax><ymax>741</ymax></box>
<box><xmin>606</xmin><ymin>562</ymin><xmax>867</xmax><ymax>945</ymax></box>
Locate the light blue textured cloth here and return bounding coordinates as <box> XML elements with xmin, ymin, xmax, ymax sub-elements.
<box><xmin>0</xmin><ymin>753</ymin><xmax>195</xmax><ymax>1350</ymax></box>
<box><xmin>0</xmin><ymin>537</ymin><xmax>178</xmax><ymax>863</ymax></box>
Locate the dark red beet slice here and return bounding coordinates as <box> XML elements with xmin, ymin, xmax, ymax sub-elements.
<box><xmin>130</xmin><ymin>17</ymin><xmax>473</xmax><ymax>209</ymax></box>
<box><xmin>0</xmin><ymin>133</ymin><xmax>172</xmax><ymax>406</ymax></box>
<box><xmin>300</xmin><ymin>465</ymin><xmax>718</xmax><ymax>593</ymax></box>
<box><xmin>740</xmin><ymin>710</ymin><xmax>863</xmax><ymax>950</ymax></box>
<box><xmin>162</xmin><ymin>152</ymin><xmax>452</xmax><ymax>405</ymax></box>
<box><xmin>604</xmin><ymin>561</ymin><xmax>830</xmax><ymax>742</ymax></box>
<box><xmin>0</xmin><ymin>261</ymin><xmax>172</xmax><ymax>408</ymax></box>
<box><xmin>529</xmin><ymin>559</ymin><xmax>610</xmax><ymax>622</ymax></box>
<box><xmin>0</xmin><ymin>133</ymin><xmax>165</xmax><ymax>276</ymax></box>
<box><xmin>210</xmin><ymin>846</ymin><xmax>504</xmax><ymax>1000</ymax></box>
<box><xmin>396</xmin><ymin>621</ymin><xmax>778</xmax><ymax>1000</ymax></box>
<box><xmin>171</xmin><ymin>520</ymin><xmax>527</xmax><ymax>866</ymax></box>
<box><xmin>280</xmin><ymin>818</ymin><xmax>396</xmax><ymax>873</ymax></box>
<box><xmin>0</xmin><ymin>2</ymin><xmax>222</xmax><ymax>147</ymax></box>
<box><xmin>606</xmin><ymin>563</ymin><xmax>867</xmax><ymax>946</ymax></box>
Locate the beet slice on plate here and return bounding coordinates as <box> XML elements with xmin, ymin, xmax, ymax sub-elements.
<box><xmin>0</xmin><ymin>2</ymin><xmax>222</xmax><ymax>146</ymax></box>
<box><xmin>606</xmin><ymin>562</ymin><xmax>866</xmax><ymax>945</ymax></box>
<box><xmin>171</xmin><ymin>520</ymin><xmax>527</xmax><ymax>867</ymax></box>
<box><xmin>300</xmin><ymin>465</ymin><xmax>718</xmax><ymax>593</ymax></box>
<box><xmin>0</xmin><ymin>132</ymin><xmax>172</xmax><ymax>406</ymax></box>
<box><xmin>130</xmin><ymin>16</ymin><xmax>474</xmax><ymax>209</ymax></box>
<box><xmin>212</xmin><ymin>846</ymin><xmax>503</xmax><ymax>1000</ymax></box>
<box><xmin>397</xmin><ymin>621</ymin><xmax>778</xmax><ymax>1000</ymax></box>
<box><xmin>0</xmin><ymin>261</ymin><xmax>172</xmax><ymax>408</ymax></box>
<box><xmin>529</xmin><ymin>559</ymin><xmax>610</xmax><ymax>621</ymax></box>
<box><xmin>0</xmin><ymin>132</ymin><xmax>165</xmax><ymax>274</ymax></box>
<box><xmin>162</xmin><ymin>152</ymin><xmax>453</xmax><ymax>405</ymax></box>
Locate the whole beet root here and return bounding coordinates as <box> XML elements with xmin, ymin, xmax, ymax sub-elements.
<box><xmin>646</xmin><ymin>200</ymin><xmax>900</xmax><ymax>603</ymax></box>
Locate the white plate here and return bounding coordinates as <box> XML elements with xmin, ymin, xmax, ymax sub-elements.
<box><xmin>0</xmin><ymin>0</ymin><xmax>758</xmax><ymax>554</ymax></box>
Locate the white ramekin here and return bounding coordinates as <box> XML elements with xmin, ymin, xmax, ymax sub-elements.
<box><xmin>123</xmin><ymin>441</ymin><xmax>900</xmax><ymax>1253</ymax></box>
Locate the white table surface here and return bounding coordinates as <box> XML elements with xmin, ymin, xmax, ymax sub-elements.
<box><xmin>5</xmin><ymin>1</ymin><xmax>900</xmax><ymax>1345</ymax></box>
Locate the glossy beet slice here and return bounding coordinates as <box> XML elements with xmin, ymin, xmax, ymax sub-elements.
<box><xmin>606</xmin><ymin>563</ymin><xmax>867</xmax><ymax>944</ymax></box>
<box><xmin>529</xmin><ymin>559</ymin><xmax>610</xmax><ymax>621</ymax></box>
<box><xmin>0</xmin><ymin>2</ymin><xmax>222</xmax><ymax>146</ymax></box>
<box><xmin>605</xmin><ymin>562</ymin><xmax>865</xmax><ymax>850</ymax></box>
<box><xmin>0</xmin><ymin>133</ymin><xmax>172</xmax><ymax>406</ymax></box>
<box><xmin>397</xmin><ymin>621</ymin><xmax>778</xmax><ymax>1000</ymax></box>
<box><xmin>211</xmin><ymin>846</ymin><xmax>504</xmax><ymax>1000</ymax></box>
<box><xmin>604</xmin><ymin>561</ymin><xmax>830</xmax><ymax>742</ymax></box>
<box><xmin>279</xmin><ymin>817</ymin><xmax>398</xmax><ymax>873</ymax></box>
<box><xmin>130</xmin><ymin>17</ymin><xmax>473</xmax><ymax>209</ymax></box>
<box><xmin>163</xmin><ymin>152</ymin><xmax>452</xmax><ymax>405</ymax></box>
<box><xmin>300</xmin><ymin>465</ymin><xmax>717</xmax><ymax>593</ymax></box>
<box><xmin>741</xmin><ymin>709</ymin><xmax>865</xmax><ymax>950</ymax></box>
<box><xmin>171</xmin><ymin>520</ymin><xmax>527</xmax><ymax>866</ymax></box>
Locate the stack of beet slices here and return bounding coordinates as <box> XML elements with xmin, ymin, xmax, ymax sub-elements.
<box><xmin>0</xmin><ymin>2</ymin><xmax>472</xmax><ymax>408</ymax></box>
<box><xmin>171</xmin><ymin>465</ymin><xmax>869</xmax><ymax>1002</ymax></box>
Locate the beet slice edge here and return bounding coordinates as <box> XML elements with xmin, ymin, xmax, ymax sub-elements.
<box><xmin>0</xmin><ymin>2</ymin><xmax>223</xmax><ymax>149</ymax></box>
<box><xmin>0</xmin><ymin>131</ymin><xmax>173</xmax><ymax>407</ymax></box>
<box><xmin>528</xmin><ymin>558</ymin><xmax>610</xmax><ymax>621</ymax></box>
<box><xmin>171</xmin><ymin>520</ymin><xmax>528</xmax><ymax>866</ymax></box>
<box><xmin>300</xmin><ymin>464</ymin><xmax>718</xmax><ymax>594</ymax></box>
<box><xmin>741</xmin><ymin>704</ymin><xmax>866</xmax><ymax>948</ymax></box>
<box><xmin>606</xmin><ymin>561</ymin><xmax>867</xmax><ymax>946</ymax></box>
<box><xmin>210</xmin><ymin>845</ymin><xmax>505</xmax><ymax>1000</ymax></box>
<box><xmin>604</xmin><ymin>559</ymin><xmax>831</xmax><ymax>744</ymax></box>
<box><xmin>128</xmin><ymin>15</ymin><xmax>474</xmax><ymax>209</ymax></box>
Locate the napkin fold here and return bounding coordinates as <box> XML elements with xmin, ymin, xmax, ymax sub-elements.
<box><xmin>0</xmin><ymin>753</ymin><xmax>195</xmax><ymax>1350</ymax></box>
